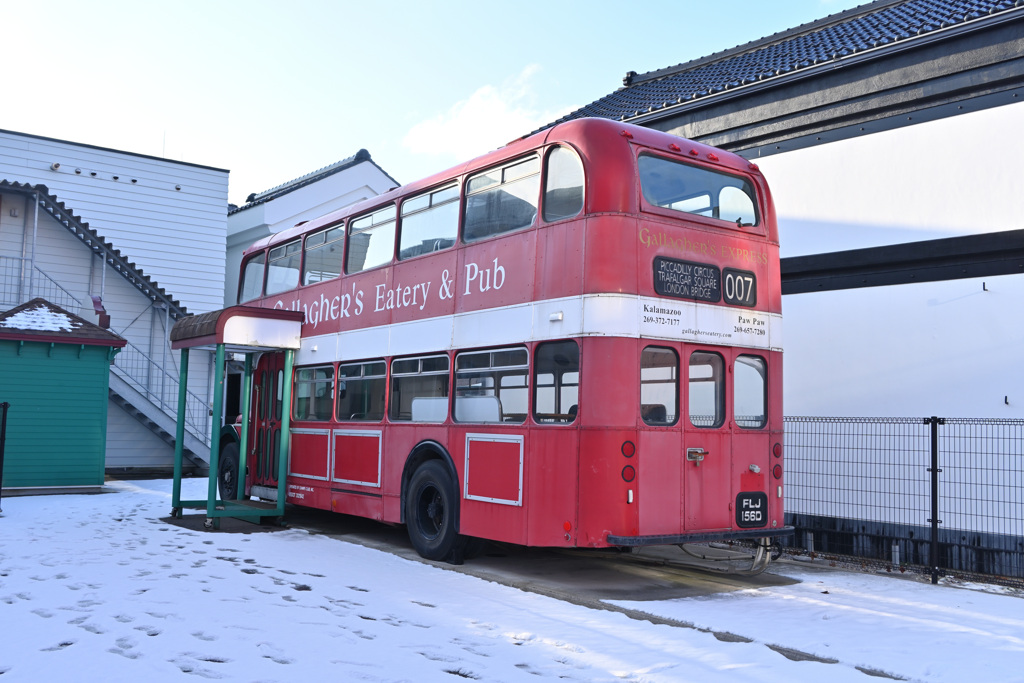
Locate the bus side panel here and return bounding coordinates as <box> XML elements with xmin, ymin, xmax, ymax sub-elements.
<box><xmin>390</xmin><ymin>249</ymin><xmax>459</xmax><ymax>325</ymax></box>
<box><xmin>454</xmin><ymin>427</ymin><xmax>529</xmax><ymax>546</ymax></box>
<box><xmin>582</xmin><ymin>337</ymin><xmax>637</xmax><ymax>429</ymax></box>
<box><xmin>637</xmin><ymin>429</ymin><xmax>682</xmax><ymax>536</ymax></box>
<box><xmin>526</xmin><ymin>429</ymin><xmax>579</xmax><ymax>547</ymax></box>
<box><xmin>583</xmin><ymin>215</ymin><xmax>639</xmax><ymax>296</ymax></box>
<box><xmin>456</xmin><ymin>230</ymin><xmax>537</xmax><ymax>312</ymax></box>
<box><xmin>534</xmin><ymin>221</ymin><xmax>584</xmax><ymax>303</ymax></box>
<box><xmin>383</xmin><ymin>425</ymin><xmax>450</xmax><ymax>524</ymax></box>
<box><xmin>577</xmin><ymin>429</ymin><xmax>637</xmax><ymax>546</ymax></box>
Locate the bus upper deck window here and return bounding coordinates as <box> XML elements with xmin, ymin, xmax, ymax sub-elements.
<box><xmin>303</xmin><ymin>225</ymin><xmax>345</xmax><ymax>285</ymax></box>
<box><xmin>399</xmin><ymin>184</ymin><xmax>459</xmax><ymax>260</ymax></box>
<box><xmin>464</xmin><ymin>157</ymin><xmax>540</xmax><ymax>242</ymax></box>
<box><xmin>347</xmin><ymin>205</ymin><xmax>396</xmax><ymax>274</ymax></box>
<box><xmin>543</xmin><ymin>146</ymin><xmax>584</xmax><ymax>222</ymax></box>
<box><xmin>239</xmin><ymin>252</ymin><xmax>266</xmax><ymax>303</ymax></box>
<box><xmin>265</xmin><ymin>240</ymin><xmax>302</xmax><ymax>296</ymax></box>
<box><xmin>638</xmin><ymin>154</ymin><xmax>759</xmax><ymax>227</ymax></box>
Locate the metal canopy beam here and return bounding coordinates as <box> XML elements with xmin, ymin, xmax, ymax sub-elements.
<box><xmin>781</xmin><ymin>229</ymin><xmax>1024</xmax><ymax>294</ymax></box>
<box><xmin>639</xmin><ymin>17</ymin><xmax>1024</xmax><ymax>160</ymax></box>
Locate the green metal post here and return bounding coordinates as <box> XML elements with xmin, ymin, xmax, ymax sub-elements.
<box><xmin>236</xmin><ymin>353</ymin><xmax>253</xmax><ymax>500</ymax></box>
<box><xmin>275</xmin><ymin>349</ymin><xmax>295</xmax><ymax>516</ymax></box>
<box><xmin>172</xmin><ymin>347</ymin><xmax>189</xmax><ymax>513</ymax></box>
<box><xmin>206</xmin><ymin>344</ymin><xmax>225</xmax><ymax>525</ymax></box>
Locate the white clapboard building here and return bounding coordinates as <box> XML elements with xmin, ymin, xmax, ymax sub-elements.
<box><xmin>0</xmin><ymin>129</ymin><xmax>228</xmax><ymax>473</ymax></box>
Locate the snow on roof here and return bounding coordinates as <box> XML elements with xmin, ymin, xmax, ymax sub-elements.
<box><xmin>0</xmin><ymin>302</ymin><xmax>81</xmax><ymax>332</ymax></box>
<box><xmin>0</xmin><ymin>298</ymin><xmax>125</xmax><ymax>346</ymax></box>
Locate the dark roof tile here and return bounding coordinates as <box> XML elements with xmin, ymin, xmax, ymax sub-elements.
<box><xmin>541</xmin><ymin>0</ymin><xmax>1023</xmax><ymax>131</ymax></box>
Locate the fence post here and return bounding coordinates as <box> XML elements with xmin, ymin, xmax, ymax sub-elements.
<box><xmin>926</xmin><ymin>416</ymin><xmax>945</xmax><ymax>584</ymax></box>
<box><xmin>0</xmin><ymin>401</ymin><xmax>9</xmax><ymax>513</ymax></box>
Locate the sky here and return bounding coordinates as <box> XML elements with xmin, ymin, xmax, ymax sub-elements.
<box><xmin>1</xmin><ymin>477</ymin><xmax>1023</xmax><ymax>681</ymax></box>
<box><xmin>4</xmin><ymin>0</ymin><xmax>868</xmax><ymax>205</ymax></box>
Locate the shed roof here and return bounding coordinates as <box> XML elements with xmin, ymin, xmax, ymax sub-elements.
<box><xmin>0</xmin><ymin>298</ymin><xmax>126</xmax><ymax>347</ymax></box>
<box><xmin>541</xmin><ymin>0</ymin><xmax>1024</xmax><ymax>130</ymax></box>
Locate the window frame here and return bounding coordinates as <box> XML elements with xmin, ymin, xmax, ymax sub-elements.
<box><xmin>346</xmin><ymin>204</ymin><xmax>398</xmax><ymax>274</ymax></box>
<box><xmin>336</xmin><ymin>359</ymin><xmax>387</xmax><ymax>422</ymax></box>
<box><xmin>264</xmin><ymin>239</ymin><xmax>303</xmax><ymax>297</ymax></box>
<box><xmin>238</xmin><ymin>251</ymin><xmax>267</xmax><ymax>303</ymax></box>
<box><xmin>541</xmin><ymin>144</ymin><xmax>585</xmax><ymax>223</ymax></box>
<box><xmin>733</xmin><ymin>354</ymin><xmax>768</xmax><ymax>430</ymax></box>
<box><xmin>637</xmin><ymin>152</ymin><xmax>762</xmax><ymax>232</ymax></box>
<box><xmin>462</xmin><ymin>155</ymin><xmax>541</xmax><ymax>243</ymax></box>
<box><xmin>302</xmin><ymin>222</ymin><xmax>347</xmax><ymax>287</ymax></box>
<box><xmin>532</xmin><ymin>340</ymin><xmax>580</xmax><ymax>425</ymax></box>
<box><xmin>454</xmin><ymin>347</ymin><xmax>529</xmax><ymax>424</ymax></box>
<box><xmin>398</xmin><ymin>183</ymin><xmax>460</xmax><ymax>261</ymax></box>
<box><xmin>688</xmin><ymin>350</ymin><xmax>726</xmax><ymax>429</ymax></box>
<box><xmin>388</xmin><ymin>354</ymin><xmax>451</xmax><ymax>423</ymax></box>
<box><xmin>640</xmin><ymin>346</ymin><xmax>679</xmax><ymax>427</ymax></box>
<box><xmin>292</xmin><ymin>364</ymin><xmax>335</xmax><ymax>422</ymax></box>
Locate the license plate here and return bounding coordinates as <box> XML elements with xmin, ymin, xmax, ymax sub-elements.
<box><xmin>736</xmin><ymin>492</ymin><xmax>768</xmax><ymax>528</ymax></box>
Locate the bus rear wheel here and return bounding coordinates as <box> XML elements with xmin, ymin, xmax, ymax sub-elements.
<box><xmin>407</xmin><ymin>461</ymin><xmax>463</xmax><ymax>562</ymax></box>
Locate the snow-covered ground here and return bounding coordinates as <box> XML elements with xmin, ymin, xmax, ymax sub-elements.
<box><xmin>1</xmin><ymin>478</ymin><xmax>1021</xmax><ymax>682</ymax></box>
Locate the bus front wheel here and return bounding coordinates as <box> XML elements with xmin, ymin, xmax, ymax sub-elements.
<box><xmin>407</xmin><ymin>461</ymin><xmax>463</xmax><ymax>562</ymax></box>
<box><xmin>218</xmin><ymin>442</ymin><xmax>241</xmax><ymax>501</ymax></box>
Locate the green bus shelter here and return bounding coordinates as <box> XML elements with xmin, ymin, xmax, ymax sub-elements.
<box><xmin>169</xmin><ymin>305</ymin><xmax>303</xmax><ymax>528</ymax></box>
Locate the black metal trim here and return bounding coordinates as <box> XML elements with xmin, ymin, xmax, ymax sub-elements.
<box><xmin>781</xmin><ymin>229</ymin><xmax>1024</xmax><ymax>294</ymax></box>
<box><xmin>608</xmin><ymin>526</ymin><xmax>793</xmax><ymax>547</ymax></box>
<box><xmin>331</xmin><ymin>488</ymin><xmax>383</xmax><ymax>498</ymax></box>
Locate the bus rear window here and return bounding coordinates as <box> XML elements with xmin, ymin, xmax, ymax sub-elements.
<box><xmin>638</xmin><ymin>154</ymin><xmax>758</xmax><ymax>227</ymax></box>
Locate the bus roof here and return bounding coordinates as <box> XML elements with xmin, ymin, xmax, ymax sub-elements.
<box><xmin>243</xmin><ymin>118</ymin><xmax>765</xmax><ymax>256</ymax></box>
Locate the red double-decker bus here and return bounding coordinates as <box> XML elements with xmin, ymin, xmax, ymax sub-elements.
<box><xmin>228</xmin><ymin>117</ymin><xmax>785</xmax><ymax>565</ymax></box>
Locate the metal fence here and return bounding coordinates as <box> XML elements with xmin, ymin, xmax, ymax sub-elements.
<box><xmin>784</xmin><ymin>416</ymin><xmax>1024</xmax><ymax>584</ymax></box>
<box><xmin>1</xmin><ymin>255</ymin><xmax>85</xmax><ymax>313</ymax></box>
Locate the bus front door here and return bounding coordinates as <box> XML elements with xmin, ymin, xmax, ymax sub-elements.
<box><xmin>682</xmin><ymin>348</ymin><xmax>733</xmax><ymax>531</ymax></box>
<box><xmin>248</xmin><ymin>353</ymin><xmax>286</xmax><ymax>500</ymax></box>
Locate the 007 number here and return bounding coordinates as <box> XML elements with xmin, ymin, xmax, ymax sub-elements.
<box><xmin>723</xmin><ymin>269</ymin><xmax>757</xmax><ymax>307</ymax></box>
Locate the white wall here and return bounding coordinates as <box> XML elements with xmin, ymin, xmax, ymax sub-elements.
<box><xmin>0</xmin><ymin>131</ymin><xmax>229</xmax><ymax>314</ymax></box>
<box><xmin>754</xmin><ymin>102</ymin><xmax>1024</xmax><ymax>418</ymax></box>
<box><xmin>758</xmin><ymin>101</ymin><xmax>1024</xmax><ymax>257</ymax></box>
<box><xmin>1</xmin><ymin>188</ymin><xmax>214</xmax><ymax>465</ymax></box>
<box><xmin>225</xmin><ymin>160</ymin><xmax>397</xmax><ymax>306</ymax></box>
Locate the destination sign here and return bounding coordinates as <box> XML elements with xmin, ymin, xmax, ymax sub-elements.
<box><xmin>653</xmin><ymin>257</ymin><xmax>721</xmax><ymax>303</ymax></box>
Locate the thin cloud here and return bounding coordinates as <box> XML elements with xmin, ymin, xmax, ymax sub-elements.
<box><xmin>403</xmin><ymin>65</ymin><xmax>567</xmax><ymax>166</ymax></box>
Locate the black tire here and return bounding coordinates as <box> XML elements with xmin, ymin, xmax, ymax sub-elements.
<box><xmin>406</xmin><ymin>460</ymin><xmax>463</xmax><ymax>561</ymax></box>
<box><xmin>218</xmin><ymin>441</ymin><xmax>241</xmax><ymax>501</ymax></box>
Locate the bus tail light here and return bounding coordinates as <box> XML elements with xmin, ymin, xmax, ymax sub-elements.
<box><xmin>773</xmin><ymin>442</ymin><xmax>782</xmax><ymax>458</ymax></box>
<box><xmin>621</xmin><ymin>441</ymin><xmax>635</xmax><ymax>457</ymax></box>
<box><xmin>773</xmin><ymin>464</ymin><xmax>783</xmax><ymax>479</ymax></box>
<box><xmin>622</xmin><ymin>465</ymin><xmax>636</xmax><ymax>482</ymax></box>
<box><xmin>707</xmin><ymin>152</ymin><xmax>719</xmax><ymax>162</ymax></box>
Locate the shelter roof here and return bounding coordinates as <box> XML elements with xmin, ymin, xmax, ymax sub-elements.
<box><xmin>0</xmin><ymin>298</ymin><xmax>126</xmax><ymax>347</ymax></box>
<box><xmin>170</xmin><ymin>306</ymin><xmax>304</xmax><ymax>352</ymax></box>
<box><xmin>541</xmin><ymin>0</ymin><xmax>1024</xmax><ymax>130</ymax></box>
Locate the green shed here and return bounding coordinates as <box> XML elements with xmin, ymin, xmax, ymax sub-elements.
<box><xmin>0</xmin><ymin>298</ymin><xmax>126</xmax><ymax>492</ymax></box>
